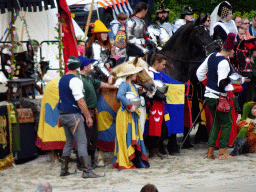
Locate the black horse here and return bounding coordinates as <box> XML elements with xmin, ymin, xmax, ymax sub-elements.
<box><xmin>160</xmin><ymin>15</ymin><xmax>221</xmax><ymax>149</ymax></box>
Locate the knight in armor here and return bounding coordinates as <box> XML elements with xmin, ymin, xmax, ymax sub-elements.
<box><xmin>210</xmin><ymin>1</ymin><xmax>237</xmax><ymax>43</ymax></box>
<box><xmin>126</xmin><ymin>2</ymin><xmax>155</xmax><ymax>60</ymax></box>
<box><xmin>148</xmin><ymin>2</ymin><xmax>172</xmax><ymax>49</ymax></box>
<box><xmin>172</xmin><ymin>5</ymin><xmax>194</xmax><ymax>34</ymax></box>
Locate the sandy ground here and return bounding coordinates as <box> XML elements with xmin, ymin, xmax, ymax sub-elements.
<box><xmin>1</xmin><ymin>130</ymin><xmax>256</xmax><ymax>192</ymax></box>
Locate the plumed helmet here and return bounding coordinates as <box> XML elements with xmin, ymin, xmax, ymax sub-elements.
<box><xmin>92</xmin><ymin>20</ymin><xmax>110</xmax><ymax>33</ymax></box>
<box><xmin>217</xmin><ymin>1</ymin><xmax>232</xmax><ymax>18</ymax></box>
<box><xmin>156</xmin><ymin>3</ymin><xmax>169</xmax><ymax>13</ymax></box>
<box><xmin>181</xmin><ymin>5</ymin><xmax>193</xmax><ymax>15</ymax></box>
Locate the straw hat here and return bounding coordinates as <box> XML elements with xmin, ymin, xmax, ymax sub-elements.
<box><xmin>116</xmin><ymin>64</ymin><xmax>143</xmax><ymax>77</ymax></box>
<box><xmin>92</xmin><ymin>20</ymin><xmax>110</xmax><ymax>33</ymax></box>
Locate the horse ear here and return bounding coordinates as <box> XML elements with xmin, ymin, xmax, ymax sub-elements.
<box><xmin>201</xmin><ymin>14</ymin><xmax>208</xmax><ymax>24</ymax></box>
<box><xmin>133</xmin><ymin>56</ymin><xmax>139</xmax><ymax>66</ymax></box>
<box><xmin>142</xmin><ymin>54</ymin><xmax>147</xmax><ymax>61</ymax></box>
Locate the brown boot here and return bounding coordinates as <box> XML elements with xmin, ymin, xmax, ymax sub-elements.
<box><xmin>206</xmin><ymin>147</ymin><xmax>215</xmax><ymax>159</ymax></box>
<box><xmin>218</xmin><ymin>148</ymin><xmax>236</xmax><ymax>159</ymax></box>
<box><xmin>149</xmin><ymin>148</ymin><xmax>158</xmax><ymax>158</ymax></box>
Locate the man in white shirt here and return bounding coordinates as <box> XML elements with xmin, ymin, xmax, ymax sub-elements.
<box><xmin>196</xmin><ymin>33</ymin><xmax>250</xmax><ymax>159</ymax></box>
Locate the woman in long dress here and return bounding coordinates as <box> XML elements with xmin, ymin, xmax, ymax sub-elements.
<box><xmin>113</xmin><ymin>64</ymin><xmax>150</xmax><ymax>170</ymax></box>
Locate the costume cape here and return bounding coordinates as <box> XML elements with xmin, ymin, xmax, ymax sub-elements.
<box><xmin>35</xmin><ymin>78</ymin><xmax>66</xmax><ymax>150</ymax></box>
<box><xmin>144</xmin><ymin>71</ymin><xmax>185</xmax><ymax>137</ymax></box>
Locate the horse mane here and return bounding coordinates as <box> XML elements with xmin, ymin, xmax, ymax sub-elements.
<box><xmin>161</xmin><ymin>22</ymin><xmax>195</xmax><ymax>52</ymax></box>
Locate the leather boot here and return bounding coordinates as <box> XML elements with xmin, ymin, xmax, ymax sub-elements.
<box><xmin>218</xmin><ymin>148</ymin><xmax>236</xmax><ymax>159</ymax></box>
<box><xmin>206</xmin><ymin>147</ymin><xmax>215</xmax><ymax>159</ymax></box>
<box><xmin>60</xmin><ymin>156</ymin><xmax>70</xmax><ymax>176</ymax></box>
<box><xmin>167</xmin><ymin>134</ymin><xmax>180</xmax><ymax>154</ymax></box>
<box><xmin>149</xmin><ymin>148</ymin><xmax>158</xmax><ymax>158</ymax></box>
<box><xmin>194</xmin><ymin>124</ymin><xmax>208</xmax><ymax>144</ymax></box>
<box><xmin>230</xmin><ymin>138</ymin><xmax>247</xmax><ymax>156</ymax></box>
<box><xmin>80</xmin><ymin>156</ymin><xmax>101</xmax><ymax>178</ymax></box>
<box><xmin>88</xmin><ymin>151</ymin><xmax>96</xmax><ymax>169</ymax></box>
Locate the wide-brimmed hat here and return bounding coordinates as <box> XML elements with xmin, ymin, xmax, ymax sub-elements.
<box><xmin>92</xmin><ymin>20</ymin><xmax>110</xmax><ymax>33</ymax></box>
<box><xmin>181</xmin><ymin>5</ymin><xmax>193</xmax><ymax>15</ymax></box>
<box><xmin>217</xmin><ymin>1</ymin><xmax>232</xmax><ymax>17</ymax></box>
<box><xmin>223</xmin><ymin>32</ymin><xmax>236</xmax><ymax>50</ymax></box>
<box><xmin>156</xmin><ymin>3</ymin><xmax>169</xmax><ymax>13</ymax></box>
<box><xmin>116</xmin><ymin>64</ymin><xmax>143</xmax><ymax>77</ymax></box>
<box><xmin>78</xmin><ymin>56</ymin><xmax>96</xmax><ymax>68</ymax></box>
<box><xmin>67</xmin><ymin>56</ymin><xmax>81</xmax><ymax>71</ymax></box>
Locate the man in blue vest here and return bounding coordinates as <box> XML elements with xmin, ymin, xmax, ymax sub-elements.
<box><xmin>197</xmin><ymin>33</ymin><xmax>250</xmax><ymax>159</ymax></box>
<box><xmin>58</xmin><ymin>55</ymin><xmax>100</xmax><ymax>178</ymax></box>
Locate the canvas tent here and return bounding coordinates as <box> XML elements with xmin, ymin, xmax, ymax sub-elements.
<box><xmin>0</xmin><ymin>0</ymin><xmax>84</xmax><ymax>83</ymax></box>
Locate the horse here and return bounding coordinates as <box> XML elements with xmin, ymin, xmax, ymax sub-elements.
<box><xmin>160</xmin><ymin>15</ymin><xmax>221</xmax><ymax>147</ymax></box>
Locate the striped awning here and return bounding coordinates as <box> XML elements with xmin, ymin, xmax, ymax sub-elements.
<box><xmin>0</xmin><ymin>0</ymin><xmax>56</xmax><ymax>14</ymax></box>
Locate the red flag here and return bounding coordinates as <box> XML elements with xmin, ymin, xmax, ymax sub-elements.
<box><xmin>59</xmin><ymin>0</ymin><xmax>78</xmax><ymax>73</ymax></box>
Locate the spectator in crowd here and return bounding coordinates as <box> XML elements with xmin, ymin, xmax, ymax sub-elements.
<box><xmin>58</xmin><ymin>56</ymin><xmax>100</xmax><ymax>178</ymax></box>
<box><xmin>203</xmin><ymin>15</ymin><xmax>211</xmax><ymax>35</ymax></box>
<box><xmin>173</xmin><ymin>5</ymin><xmax>194</xmax><ymax>33</ymax></box>
<box><xmin>77</xmin><ymin>36</ymin><xmax>85</xmax><ymax>56</ymax></box>
<box><xmin>237</xmin><ymin>26</ymin><xmax>247</xmax><ymax>42</ymax></box>
<box><xmin>231</xmin><ymin>101</ymin><xmax>256</xmax><ymax>156</ymax></box>
<box><xmin>76</xmin><ymin>56</ymin><xmax>116</xmax><ymax>169</ymax></box>
<box><xmin>108</xmin><ymin>12</ymin><xmax>128</xmax><ymax>58</ymax></box>
<box><xmin>234</xmin><ymin>16</ymin><xmax>242</xmax><ymax>27</ymax></box>
<box><xmin>113</xmin><ymin>64</ymin><xmax>150</xmax><ymax>170</ymax></box>
<box><xmin>242</xmin><ymin>18</ymin><xmax>254</xmax><ymax>39</ymax></box>
<box><xmin>140</xmin><ymin>184</ymin><xmax>159</xmax><ymax>192</ymax></box>
<box><xmin>148</xmin><ymin>2</ymin><xmax>172</xmax><ymax>49</ymax></box>
<box><xmin>35</xmin><ymin>181</ymin><xmax>52</xmax><ymax>192</ymax></box>
<box><xmin>211</xmin><ymin>1</ymin><xmax>237</xmax><ymax>43</ymax></box>
<box><xmin>196</xmin><ymin>33</ymin><xmax>249</xmax><ymax>159</ymax></box>
<box><xmin>248</xmin><ymin>14</ymin><xmax>256</xmax><ymax>37</ymax></box>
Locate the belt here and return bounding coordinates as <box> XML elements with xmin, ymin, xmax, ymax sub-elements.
<box><xmin>59</xmin><ymin>110</ymin><xmax>73</xmax><ymax>115</ymax></box>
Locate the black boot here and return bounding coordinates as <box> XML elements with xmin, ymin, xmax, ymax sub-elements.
<box><xmin>194</xmin><ymin>124</ymin><xmax>209</xmax><ymax>144</ymax></box>
<box><xmin>80</xmin><ymin>156</ymin><xmax>101</xmax><ymax>178</ymax></box>
<box><xmin>230</xmin><ymin>138</ymin><xmax>247</xmax><ymax>156</ymax></box>
<box><xmin>182</xmin><ymin>127</ymin><xmax>194</xmax><ymax>149</ymax></box>
<box><xmin>60</xmin><ymin>156</ymin><xmax>70</xmax><ymax>176</ymax></box>
<box><xmin>88</xmin><ymin>151</ymin><xmax>96</xmax><ymax>169</ymax></box>
<box><xmin>167</xmin><ymin>134</ymin><xmax>180</xmax><ymax>154</ymax></box>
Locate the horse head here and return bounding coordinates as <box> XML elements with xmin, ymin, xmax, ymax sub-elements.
<box><xmin>111</xmin><ymin>55</ymin><xmax>155</xmax><ymax>92</ymax></box>
<box><xmin>193</xmin><ymin>15</ymin><xmax>221</xmax><ymax>56</ymax></box>
<box><xmin>160</xmin><ymin>15</ymin><xmax>221</xmax><ymax>83</ymax></box>
<box><xmin>130</xmin><ymin>55</ymin><xmax>155</xmax><ymax>93</ymax></box>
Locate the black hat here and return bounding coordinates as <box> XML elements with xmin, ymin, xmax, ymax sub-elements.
<box><xmin>156</xmin><ymin>3</ymin><xmax>169</xmax><ymax>13</ymax></box>
<box><xmin>67</xmin><ymin>55</ymin><xmax>81</xmax><ymax>71</ymax></box>
<box><xmin>217</xmin><ymin>1</ymin><xmax>232</xmax><ymax>17</ymax></box>
<box><xmin>181</xmin><ymin>5</ymin><xmax>193</xmax><ymax>15</ymax></box>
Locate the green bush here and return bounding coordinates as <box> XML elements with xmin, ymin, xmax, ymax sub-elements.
<box><xmin>150</xmin><ymin>0</ymin><xmax>256</xmax><ymax>24</ymax></box>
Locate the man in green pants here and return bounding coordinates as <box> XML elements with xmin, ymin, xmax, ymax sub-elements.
<box><xmin>196</xmin><ymin>33</ymin><xmax>250</xmax><ymax>159</ymax></box>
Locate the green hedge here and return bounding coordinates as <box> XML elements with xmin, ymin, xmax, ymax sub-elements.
<box><xmin>150</xmin><ymin>0</ymin><xmax>256</xmax><ymax>24</ymax></box>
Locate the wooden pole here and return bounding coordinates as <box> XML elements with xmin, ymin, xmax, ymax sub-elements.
<box><xmin>10</xmin><ymin>9</ymin><xmax>15</xmax><ymax>78</ymax></box>
<box><xmin>84</xmin><ymin>0</ymin><xmax>95</xmax><ymax>39</ymax></box>
<box><xmin>59</xmin><ymin>17</ymin><xmax>63</xmax><ymax>77</ymax></box>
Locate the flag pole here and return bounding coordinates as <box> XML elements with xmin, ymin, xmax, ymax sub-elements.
<box><xmin>84</xmin><ymin>0</ymin><xmax>95</xmax><ymax>39</ymax></box>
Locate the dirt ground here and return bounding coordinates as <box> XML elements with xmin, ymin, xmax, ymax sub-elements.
<box><xmin>1</xmin><ymin>131</ymin><xmax>256</xmax><ymax>192</ymax></box>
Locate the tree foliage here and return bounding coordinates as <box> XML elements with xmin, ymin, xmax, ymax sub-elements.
<box><xmin>150</xmin><ymin>0</ymin><xmax>256</xmax><ymax>23</ymax></box>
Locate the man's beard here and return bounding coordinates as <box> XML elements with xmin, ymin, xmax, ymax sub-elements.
<box><xmin>156</xmin><ymin>15</ymin><xmax>169</xmax><ymax>24</ymax></box>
